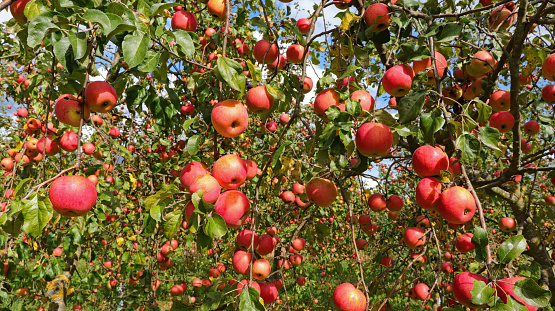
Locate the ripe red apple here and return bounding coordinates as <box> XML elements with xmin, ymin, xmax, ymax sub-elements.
<box><xmin>10</xmin><ymin>0</ymin><xmax>31</xmax><ymax>24</ymax></box>
<box><xmin>489</xmin><ymin>111</ymin><xmax>515</xmax><ymax>133</ymax></box>
<box><xmin>355</xmin><ymin>238</ymin><xmax>368</xmax><ymax>250</ymax></box>
<box><xmin>214</xmin><ymin>190</ymin><xmax>250</xmax><ymax>228</ymax></box>
<box><xmin>54</xmin><ymin>94</ymin><xmax>90</xmax><ymax>127</ymax></box>
<box><xmin>52</xmin><ymin>247</ymin><xmax>63</xmax><ymax>257</ymax></box>
<box><xmin>82</xmin><ymin>142</ymin><xmax>95</xmax><ymax>155</ymax></box>
<box><xmin>350</xmin><ymin>90</ymin><xmax>375</xmax><ymax>113</ymax></box>
<box><xmin>412</xmin><ymin>145</ymin><xmax>449</xmax><ymax>177</ymax></box>
<box><xmin>211</xmin><ymin>99</ymin><xmax>249</xmax><ymax>138</ymax></box>
<box><xmin>488</xmin><ymin>5</ymin><xmax>516</xmax><ymax>30</ymax></box>
<box><xmin>542</xmin><ymin>53</ymin><xmax>555</xmax><ymax>81</ymax></box>
<box><xmin>259</xmin><ymin>282</ymin><xmax>278</xmax><ymax>304</ymax></box>
<box><xmin>386</xmin><ymin>195</ymin><xmax>403</xmax><ymax>211</ymax></box>
<box><xmin>313</xmin><ymin>88</ymin><xmax>344</xmax><ymax>121</ymax></box>
<box><xmin>296</xmin><ymin>276</ymin><xmax>306</xmax><ymax>285</ymax></box>
<box><xmin>363</xmin><ymin>3</ymin><xmax>391</xmax><ymax>32</ymax></box>
<box><xmin>542</xmin><ymin>84</ymin><xmax>555</xmax><ymax>103</ymax></box>
<box><xmin>236</xmin><ymin>279</ymin><xmax>261</xmax><ymax>294</ymax></box>
<box><xmin>441</xmin><ymin>262</ymin><xmax>454</xmax><ymax>273</ymax></box>
<box><xmin>403</xmin><ymin>227</ymin><xmax>426</xmax><ymax>249</ymax></box>
<box><xmin>332</xmin><ymin>283</ymin><xmax>366</xmax><ymax>311</ymax></box>
<box><xmin>489</xmin><ymin>90</ymin><xmax>510</xmax><ymax>111</ymax></box>
<box><xmin>280</xmin><ymin>112</ymin><xmax>290</xmax><ymax>124</ymax></box>
<box><xmin>236</xmin><ymin>229</ymin><xmax>259</xmax><ymax>251</ymax></box>
<box><xmin>467</xmin><ymin>50</ymin><xmax>496</xmax><ymax>76</ymax></box>
<box><xmin>498</xmin><ymin>217</ymin><xmax>517</xmax><ymax>232</ymax></box>
<box><xmin>523</xmin><ymin>120</ymin><xmax>540</xmax><ymax>135</ymax></box>
<box><xmin>49</xmin><ymin>175</ymin><xmax>97</xmax><ymax>217</ymax></box>
<box><xmin>181</xmin><ymin>102</ymin><xmax>195</xmax><ymax>115</ymax></box>
<box><xmin>189</xmin><ymin>174</ymin><xmax>221</xmax><ymax>203</ymax></box>
<box><xmin>171</xmin><ymin>10</ymin><xmax>197</xmax><ymax>31</ymax></box>
<box><xmin>306</xmin><ymin>178</ymin><xmax>337</xmax><ymax>207</ymax></box>
<box><xmin>436</xmin><ymin>186</ymin><xmax>477</xmax><ymax>224</ymax></box>
<box><xmin>297</xmin><ymin>18</ymin><xmax>312</xmax><ymax>34</ymax></box>
<box><xmin>109</xmin><ymin>127</ymin><xmax>120</xmax><ymax>137</ymax></box>
<box><xmin>180</xmin><ymin>161</ymin><xmax>210</xmax><ymax>190</ymax></box>
<box><xmin>368</xmin><ymin>193</ymin><xmax>387</xmax><ymax>212</ymax></box>
<box><xmin>252</xmin><ymin>259</ymin><xmax>271</xmax><ymax>280</ymax></box>
<box><xmin>453</xmin><ymin>272</ymin><xmax>488</xmax><ymax>308</ymax></box>
<box><xmin>256</xmin><ymin>234</ymin><xmax>276</xmax><ymax>255</ymax></box>
<box><xmin>413</xmin><ymin>50</ymin><xmax>448</xmax><ymax>81</ymax></box>
<box><xmin>380</xmin><ymin>256</ymin><xmax>393</xmax><ymax>267</ymax></box>
<box><xmin>268</xmin><ymin>54</ymin><xmax>287</xmax><ymax>71</ymax></box>
<box><xmin>415</xmin><ymin>177</ymin><xmax>442</xmax><ymax>210</ymax></box>
<box><xmin>253</xmin><ymin>40</ymin><xmax>279</xmax><ymax>64</ymax></box>
<box><xmin>355</xmin><ymin>122</ymin><xmax>392</xmax><ymax>157</ymax></box>
<box><xmin>60</xmin><ymin>131</ymin><xmax>79</xmax><ymax>152</ymax></box>
<box><xmin>292</xmin><ymin>238</ymin><xmax>306</xmax><ymax>251</ymax></box>
<box><xmin>246</xmin><ymin>85</ymin><xmax>274</xmax><ymax>114</ymax></box>
<box><xmin>232</xmin><ymin>250</ymin><xmax>252</xmax><ymax>275</ymax></box>
<box><xmin>494</xmin><ymin>277</ymin><xmax>538</xmax><ymax>311</ymax></box>
<box><xmin>286</xmin><ymin>44</ymin><xmax>305</xmax><ymax>63</ymax></box>
<box><xmin>207</xmin><ymin>0</ymin><xmax>226</xmax><ymax>21</ymax></box>
<box><xmin>212</xmin><ymin>154</ymin><xmax>247</xmax><ymax>189</ymax></box>
<box><xmin>84</xmin><ymin>81</ymin><xmax>118</xmax><ymax>113</ymax></box>
<box><xmin>302</xmin><ymin>76</ymin><xmax>313</xmax><ymax>93</ymax></box>
<box><xmin>265</xmin><ymin>121</ymin><xmax>278</xmax><ymax>132</ymax></box>
<box><xmin>410</xmin><ymin>283</ymin><xmax>430</xmax><ymax>301</ymax></box>
<box><xmin>455</xmin><ymin>233</ymin><xmax>475</xmax><ymax>253</ymax></box>
<box><xmin>292</xmin><ymin>183</ymin><xmax>305</xmax><ymax>194</ymax></box>
<box><xmin>1</xmin><ymin>158</ymin><xmax>14</xmax><ymax>171</ymax></box>
<box><xmin>382</xmin><ymin>64</ymin><xmax>414</xmax><ymax>97</ymax></box>
<box><xmin>245</xmin><ymin>160</ymin><xmax>259</xmax><ymax>179</ymax></box>
<box><xmin>170</xmin><ymin>284</ymin><xmax>184</xmax><ymax>296</ymax></box>
<box><xmin>237</xmin><ymin>44</ymin><xmax>250</xmax><ymax>55</ymax></box>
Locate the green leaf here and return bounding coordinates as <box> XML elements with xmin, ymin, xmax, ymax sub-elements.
<box><xmin>138</xmin><ymin>50</ymin><xmax>160</xmax><ymax>72</ymax></box>
<box><xmin>83</xmin><ymin>9</ymin><xmax>111</xmax><ymax>31</ymax></box>
<box><xmin>476</xmin><ymin>100</ymin><xmax>492</xmax><ymax>124</ymax></box>
<box><xmin>163</xmin><ymin>211</ymin><xmax>182</xmax><ymax>239</ymax></box>
<box><xmin>149</xmin><ymin>3</ymin><xmax>180</xmax><ymax>17</ymax></box>
<box><xmin>68</xmin><ymin>31</ymin><xmax>87</xmax><ymax>60</ymax></box>
<box><xmin>472</xmin><ymin>226</ymin><xmax>489</xmax><ymax>263</ymax></box>
<box><xmin>214</xmin><ymin>57</ymin><xmax>246</xmax><ymax>94</ymax></box>
<box><xmin>204</xmin><ymin>214</ymin><xmax>227</xmax><ymax>239</ymax></box>
<box><xmin>471</xmin><ymin>279</ymin><xmax>495</xmax><ymax>306</ymax></box>
<box><xmin>345</xmin><ymin>98</ymin><xmax>362</xmax><ymax>117</ymax></box>
<box><xmin>196</xmin><ymin>229</ymin><xmax>212</xmax><ymax>252</ymax></box>
<box><xmin>186</xmin><ymin>135</ymin><xmax>201</xmax><ymax>156</ymax></box>
<box><xmin>122</xmin><ymin>34</ymin><xmax>150</xmax><ymax>68</ymax></box>
<box><xmin>28</xmin><ymin>12</ymin><xmax>59</xmax><ymax>47</ymax></box>
<box><xmin>512</xmin><ymin>278</ymin><xmax>551</xmax><ymax>308</ymax></box>
<box><xmin>397</xmin><ymin>42</ymin><xmax>430</xmax><ymax>63</ymax></box>
<box><xmin>497</xmin><ymin>235</ymin><xmax>527</xmax><ymax>264</ymax></box>
<box><xmin>173</xmin><ymin>30</ymin><xmax>196</xmax><ymax>58</ymax></box>
<box><xmin>21</xmin><ymin>195</ymin><xmax>53</xmax><ymax>238</ymax></box>
<box><xmin>24</xmin><ymin>0</ymin><xmax>49</xmax><ymax>22</ymax></box>
<box><xmin>150</xmin><ymin>204</ymin><xmax>162</xmax><ymax>222</ymax></box>
<box><xmin>491</xmin><ymin>296</ymin><xmax>529</xmax><ymax>311</ymax></box>
<box><xmin>246</xmin><ymin>60</ymin><xmax>260</xmax><ymax>86</ymax></box>
<box><xmin>398</xmin><ymin>90</ymin><xmax>427</xmax><ymax>124</ymax></box>
<box><xmin>374</xmin><ymin>109</ymin><xmax>398</xmax><ymax>127</ymax></box>
<box><xmin>480</xmin><ymin>126</ymin><xmax>501</xmax><ymax>151</ymax></box>
<box><xmin>456</xmin><ymin>133</ymin><xmax>481</xmax><ymax>166</ymax></box>
<box><xmin>52</xmin><ymin>36</ymin><xmax>72</xmax><ymax>69</ymax></box>
<box><xmin>436</xmin><ymin>23</ymin><xmax>462</xmax><ymax>42</ymax></box>
<box><xmin>272</xmin><ymin>142</ymin><xmax>291</xmax><ymax>167</ymax></box>
<box><xmin>420</xmin><ymin>108</ymin><xmax>445</xmax><ymax>144</ymax></box>
<box><xmin>14</xmin><ymin>178</ymin><xmax>33</xmax><ymax>198</ymax></box>
<box><xmin>265</xmin><ymin>84</ymin><xmax>285</xmax><ymax>102</ymax></box>
<box><xmin>238</xmin><ymin>287</ymin><xmax>266</xmax><ymax>311</ymax></box>
<box><xmin>338</xmin><ymin>64</ymin><xmax>360</xmax><ymax>80</ymax></box>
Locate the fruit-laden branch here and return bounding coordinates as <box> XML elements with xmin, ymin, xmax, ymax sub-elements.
<box><xmin>488</xmin><ymin>186</ymin><xmax>555</xmax><ymax>304</ymax></box>
<box><xmin>0</xmin><ymin>0</ymin><xmax>13</xmax><ymax>11</ymax></box>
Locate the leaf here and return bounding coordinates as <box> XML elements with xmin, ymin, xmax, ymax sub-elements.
<box><xmin>22</xmin><ymin>195</ymin><xmax>53</xmax><ymax>238</ymax></box>
<box><xmin>480</xmin><ymin>126</ymin><xmax>501</xmax><ymax>151</ymax></box>
<box><xmin>471</xmin><ymin>279</ymin><xmax>495</xmax><ymax>306</ymax></box>
<box><xmin>398</xmin><ymin>90</ymin><xmax>427</xmax><ymax>124</ymax></box>
<box><xmin>512</xmin><ymin>278</ymin><xmax>551</xmax><ymax>308</ymax></box>
<box><xmin>374</xmin><ymin>109</ymin><xmax>398</xmax><ymax>127</ymax></box>
<box><xmin>472</xmin><ymin>226</ymin><xmax>489</xmax><ymax>263</ymax></box>
<box><xmin>340</xmin><ymin>11</ymin><xmax>360</xmax><ymax>31</ymax></box>
<box><xmin>420</xmin><ymin>108</ymin><xmax>445</xmax><ymax>144</ymax></box>
<box><xmin>475</xmin><ymin>100</ymin><xmax>492</xmax><ymax>124</ymax></box>
<box><xmin>338</xmin><ymin>64</ymin><xmax>361</xmax><ymax>80</ymax></box>
<box><xmin>122</xmin><ymin>34</ymin><xmax>150</xmax><ymax>69</ymax></box>
<box><xmin>173</xmin><ymin>30</ymin><xmax>196</xmax><ymax>58</ymax></box>
<box><xmin>14</xmin><ymin>178</ymin><xmax>33</xmax><ymax>198</ymax></box>
<box><xmin>456</xmin><ymin>133</ymin><xmax>481</xmax><ymax>166</ymax></box>
<box><xmin>66</xmin><ymin>31</ymin><xmax>87</xmax><ymax>60</ymax></box>
<box><xmin>238</xmin><ymin>287</ymin><xmax>266</xmax><ymax>311</ymax></box>
<box><xmin>186</xmin><ymin>135</ymin><xmax>201</xmax><ymax>156</ymax></box>
<box><xmin>28</xmin><ymin>12</ymin><xmax>59</xmax><ymax>47</ymax></box>
<box><xmin>397</xmin><ymin>42</ymin><xmax>430</xmax><ymax>63</ymax></box>
<box><xmin>214</xmin><ymin>57</ymin><xmax>246</xmax><ymax>94</ymax></box>
<box><xmin>138</xmin><ymin>50</ymin><xmax>160</xmax><ymax>72</ymax></box>
<box><xmin>491</xmin><ymin>296</ymin><xmax>529</xmax><ymax>311</ymax></box>
<box><xmin>497</xmin><ymin>235</ymin><xmax>527</xmax><ymax>264</ymax></box>
<box><xmin>163</xmin><ymin>211</ymin><xmax>182</xmax><ymax>239</ymax></box>
<box><xmin>345</xmin><ymin>98</ymin><xmax>362</xmax><ymax>117</ymax></box>
<box><xmin>265</xmin><ymin>84</ymin><xmax>285</xmax><ymax>102</ymax></box>
<box><xmin>204</xmin><ymin>214</ymin><xmax>227</xmax><ymax>239</ymax></box>
<box><xmin>436</xmin><ymin>23</ymin><xmax>462</xmax><ymax>42</ymax></box>
<box><xmin>150</xmin><ymin>204</ymin><xmax>162</xmax><ymax>222</ymax></box>
<box><xmin>246</xmin><ymin>60</ymin><xmax>259</xmax><ymax>86</ymax></box>
<box><xmin>149</xmin><ymin>3</ymin><xmax>180</xmax><ymax>17</ymax></box>
<box><xmin>83</xmin><ymin>9</ymin><xmax>111</xmax><ymax>31</ymax></box>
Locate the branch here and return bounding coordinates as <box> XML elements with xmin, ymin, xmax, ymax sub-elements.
<box><xmin>0</xmin><ymin>0</ymin><xmax>13</xmax><ymax>11</ymax></box>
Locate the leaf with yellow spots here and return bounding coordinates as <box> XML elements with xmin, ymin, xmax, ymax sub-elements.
<box><xmin>221</xmin><ymin>246</ymin><xmax>235</xmax><ymax>260</ymax></box>
<box><xmin>340</xmin><ymin>12</ymin><xmax>360</xmax><ymax>31</ymax></box>
<box><xmin>128</xmin><ymin>173</ymin><xmax>137</xmax><ymax>190</ymax></box>
<box><xmin>117</xmin><ymin>237</ymin><xmax>125</xmax><ymax>246</ymax></box>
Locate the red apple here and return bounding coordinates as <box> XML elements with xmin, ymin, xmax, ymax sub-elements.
<box><xmin>214</xmin><ymin>190</ymin><xmax>250</xmax><ymax>228</ymax></box>
<box><xmin>211</xmin><ymin>100</ymin><xmax>249</xmax><ymax>138</ymax></box>
<box><xmin>363</xmin><ymin>3</ymin><xmax>391</xmax><ymax>32</ymax></box>
<box><xmin>356</xmin><ymin>122</ymin><xmax>392</xmax><ymax>157</ymax></box>
<box><xmin>171</xmin><ymin>10</ymin><xmax>197</xmax><ymax>31</ymax></box>
<box><xmin>54</xmin><ymin>94</ymin><xmax>90</xmax><ymax>127</ymax></box>
<box><xmin>84</xmin><ymin>81</ymin><xmax>118</xmax><ymax>113</ymax></box>
<box><xmin>368</xmin><ymin>193</ymin><xmax>387</xmax><ymax>212</ymax></box>
<box><xmin>453</xmin><ymin>272</ymin><xmax>488</xmax><ymax>308</ymax></box>
<box><xmin>235</xmin><ymin>229</ymin><xmax>259</xmax><ymax>251</ymax></box>
<box><xmin>498</xmin><ymin>217</ymin><xmax>517</xmax><ymax>232</ymax></box>
<box><xmin>253</xmin><ymin>40</ymin><xmax>279</xmax><ymax>64</ymax></box>
<box><xmin>189</xmin><ymin>174</ymin><xmax>221</xmax><ymax>203</ymax></box>
<box><xmin>212</xmin><ymin>154</ymin><xmax>247</xmax><ymax>189</ymax></box>
<box><xmin>332</xmin><ymin>283</ymin><xmax>366</xmax><ymax>311</ymax></box>
<box><xmin>436</xmin><ymin>186</ymin><xmax>476</xmax><ymax>224</ymax></box>
<box><xmin>49</xmin><ymin>175</ymin><xmax>97</xmax><ymax>217</ymax></box>
<box><xmin>382</xmin><ymin>64</ymin><xmax>414</xmax><ymax>97</ymax></box>
<box><xmin>489</xmin><ymin>111</ymin><xmax>515</xmax><ymax>133</ymax></box>
<box><xmin>455</xmin><ymin>233</ymin><xmax>475</xmax><ymax>253</ymax></box>
<box><xmin>489</xmin><ymin>90</ymin><xmax>510</xmax><ymax>111</ymax></box>
<box><xmin>542</xmin><ymin>53</ymin><xmax>555</xmax><ymax>81</ymax></box>
<box><xmin>523</xmin><ymin>120</ymin><xmax>540</xmax><ymax>135</ymax></box>
<box><xmin>286</xmin><ymin>44</ymin><xmax>305</xmax><ymax>63</ymax></box>
<box><xmin>386</xmin><ymin>195</ymin><xmax>403</xmax><ymax>211</ymax></box>
<box><xmin>494</xmin><ymin>277</ymin><xmax>538</xmax><ymax>311</ymax></box>
<box><xmin>246</xmin><ymin>85</ymin><xmax>274</xmax><ymax>114</ymax></box>
<box><xmin>415</xmin><ymin>177</ymin><xmax>442</xmax><ymax>210</ymax></box>
<box><xmin>297</xmin><ymin>18</ymin><xmax>312</xmax><ymax>34</ymax></box>
<box><xmin>313</xmin><ymin>88</ymin><xmax>344</xmax><ymax>121</ymax></box>
<box><xmin>306</xmin><ymin>178</ymin><xmax>337</xmax><ymax>207</ymax></box>
<box><xmin>412</xmin><ymin>145</ymin><xmax>449</xmax><ymax>177</ymax></box>
<box><xmin>403</xmin><ymin>227</ymin><xmax>426</xmax><ymax>249</ymax></box>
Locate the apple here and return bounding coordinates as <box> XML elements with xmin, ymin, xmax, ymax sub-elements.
<box><xmin>363</xmin><ymin>3</ymin><xmax>391</xmax><ymax>32</ymax></box>
<box><xmin>453</xmin><ymin>272</ymin><xmax>488</xmax><ymax>308</ymax></box>
<box><xmin>449</xmin><ymin>157</ymin><xmax>462</xmax><ymax>176</ymax></box>
<box><xmin>189</xmin><ymin>174</ymin><xmax>221</xmax><ymax>203</ymax></box>
<box><xmin>412</xmin><ymin>145</ymin><xmax>449</xmax><ymax>177</ymax></box>
<box><xmin>380</xmin><ymin>256</ymin><xmax>393</xmax><ymax>267</ymax></box>
<box><xmin>26</xmin><ymin>118</ymin><xmax>41</xmax><ymax>132</ymax></box>
<box><xmin>355</xmin><ymin>238</ymin><xmax>368</xmax><ymax>250</ymax></box>
<box><xmin>232</xmin><ymin>250</ymin><xmax>252</xmax><ymax>275</ymax></box>
<box><xmin>246</xmin><ymin>86</ymin><xmax>274</xmax><ymax>114</ymax></box>
<box><xmin>171</xmin><ymin>10</ymin><xmax>197</xmax><ymax>31</ymax></box>
<box><xmin>350</xmin><ymin>90</ymin><xmax>375</xmax><ymax>113</ymax></box>
<box><xmin>253</xmin><ymin>40</ymin><xmax>279</xmax><ymax>64</ymax></box>
<box><xmin>60</xmin><ymin>131</ymin><xmax>79</xmax><ymax>152</ymax></box>
<box><xmin>52</xmin><ymin>247</ymin><xmax>63</xmax><ymax>257</ymax></box>
<box><xmin>313</xmin><ymin>88</ymin><xmax>344</xmax><ymax>121</ymax></box>
<box><xmin>256</xmin><ymin>234</ymin><xmax>276</xmax><ymax>255</ymax></box>
<box><xmin>49</xmin><ymin>175</ymin><xmax>97</xmax><ymax>217</ymax></box>
<box><xmin>211</xmin><ymin>99</ymin><xmax>249</xmax><ymax>138</ymax></box>
<box><xmin>268</xmin><ymin>54</ymin><xmax>287</xmax><ymax>71</ymax></box>
<box><xmin>410</xmin><ymin>283</ymin><xmax>430</xmax><ymax>301</ymax></box>
<box><xmin>455</xmin><ymin>233</ymin><xmax>475</xmax><ymax>253</ymax></box>
<box><xmin>296</xmin><ymin>276</ymin><xmax>306</xmax><ymax>285</ymax></box>
<box><xmin>235</xmin><ymin>229</ymin><xmax>259</xmax><ymax>251</ymax></box>
<box><xmin>252</xmin><ymin>259</ymin><xmax>272</xmax><ymax>280</ymax></box>
<box><xmin>10</xmin><ymin>0</ymin><xmax>31</xmax><ymax>24</ymax></box>
<box><xmin>489</xmin><ymin>111</ymin><xmax>514</xmax><ymax>133</ymax></box>
<box><xmin>265</xmin><ymin>121</ymin><xmax>278</xmax><ymax>132</ymax></box>
<box><xmin>192</xmin><ymin>278</ymin><xmax>202</xmax><ymax>287</ymax></box>
<box><xmin>109</xmin><ymin>127</ymin><xmax>120</xmax><ymax>137</ymax></box>
<box><xmin>181</xmin><ymin>102</ymin><xmax>195</xmax><ymax>115</ymax></box>
<box><xmin>498</xmin><ymin>217</ymin><xmax>517</xmax><ymax>232</ymax></box>
<box><xmin>245</xmin><ymin>160</ymin><xmax>259</xmax><ymax>179</ymax></box>
<box><xmin>523</xmin><ymin>120</ymin><xmax>540</xmax><ymax>135</ymax></box>
<box><xmin>1</xmin><ymin>158</ymin><xmax>14</xmax><ymax>171</ymax></box>
<box><xmin>297</xmin><ymin>18</ymin><xmax>312</xmax><ymax>34</ymax></box>
<box><xmin>170</xmin><ymin>284</ymin><xmax>184</xmax><ymax>296</ymax></box>
<box><xmin>382</xmin><ymin>64</ymin><xmax>414</xmax><ymax>97</ymax></box>
<box><xmin>16</xmin><ymin>108</ymin><xmax>28</xmax><ymax>117</ymax></box>
<box><xmin>278</xmin><ymin>259</ymin><xmax>291</xmax><ymax>270</ymax></box>
<box><xmin>237</xmin><ymin>44</ymin><xmax>249</xmax><ymax>55</ymax></box>
<box><xmin>212</xmin><ymin>153</ymin><xmax>247</xmax><ymax>189</ymax></box>
<box><xmin>54</xmin><ymin>94</ymin><xmax>90</xmax><ymax>127</ymax></box>
<box><xmin>542</xmin><ymin>53</ymin><xmax>555</xmax><ymax>81</ymax></box>
<box><xmin>209</xmin><ymin>268</ymin><xmax>220</xmax><ymax>278</ymax></box>
<box><xmin>489</xmin><ymin>90</ymin><xmax>510</xmax><ymax>111</ymax></box>
<box><xmin>259</xmin><ymin>282</ymin><xmax>278</xmax><ymax>304</ymax></box>
<box><xmin>103</xmin><ymin>261</ymin><xmax>113</xmax><ymax>269</ymax></box>
<box><xmin>332</xmin><ymin>283</ymin><xmax>366</xmax><ymax>311</ymax></box>
<box><xmin>542</xmin><ymin>84</ymin><xmax>555</xmax><ymax>103</ymax></box>
<box><xmin>415</xmin><ymin>177</ymin><xmax>442</xmax><ymax>210</ymax></box>
<box><xmin>286</xmin><ymin>44</ymin><xmax>305</xmax><ymax>63</ymax></box>
<box><xmin>280</xmin><ymin>112</ymin><xmax>290</xmax><ymax>124</ymax></box>
<box><xmin>411</xmin><ymin>253</ymin><xmax>428</xmax><ymax>266</ymax></box>
<box><xmin>441</xmin><ymin>262</ymin><xmax>454</xmax><ymax>273</ymax></box>
<box><xmin>180</xmin><ymin>161</ymin><xmax>210</xmax><ymax>190</ymax></box>
<box><xmin>494</xmin><ymin>277</ymin><xmax>538</xmax><ymax>311</ymax></box>
<box><xmin>207</xmin><ymin>0</ymin><xmax>226</xmax><ymax>21</ymax></box>
<box><xmin>368</xmin><ymin>193</ymin><xmax>387</xmax><ymax>212</ymax></box>
<box><xmin>436</xmin><ymin>186</ymin><xmax>477</xmax><ymax>224</ymax></box>
<box><xmin>413</xmin><ymin>50</ymin><xmax>448</xmax><ymax>82</ymax></box>
<box><xmin>467</xmin><ymin>50</ymin><xmax>496</xmax><ymax>76</ymax></box>
<box><xmin>488</xmin><ymin>5</ymin><xmax>516</xmax><ymax>30</ymax></box>
<box><xmin>480</xmin><ymin>0</ymin><xmax>492</xmax><ymax>5</ymax></box>
<box><xmin>82</xmin><ymin>142</ymin><xmax>95</xmax><ymax>155</ymax></box>
<box><xmin>84</xmin><ymin>81</ymin><xmax>118</xmax><ymax>113</ymax></box>
<box><xmin>302</xmin><ymin>76</ymin><xmax>313</xmax><ymax>93</ymax></box>
<box><xmin>214</xmin><ymin>190</ymin><xmax>250</xmax><ymax>228</ymax></box>
<box><xmin>91</xmin><ymin>115</ymin><xmax>103</xmax><ymax>125</ymax></box>
<box><xmin>306</xmin><ymin>178</ymin><xmax>337</xmax><ymax>207</ymax></box>
<box><xmin>236</xmin><ymin>279</ymin><xmax>261</xmax><ymax>294</ymax></box>
<box><xmin>387</xmin><ymin>195</ymin><xmax>403</xmax><ymax>211</ymax></box>
<box><xmin>280</xmin><ymin>191</ymin><xmax>295</xmax><ymax>203</ymax></box>
<box><xmin>403</xmin><ymin>227</ymin><xmax>426</xmax><ymax>249</ymax></box>
<box><xmin>355</xmin><ymin>122</ymin><xmax>392</xmax><ymax>157</ymax></box>
<box><xmin>292</xmin><ymin>183</ymin><xmax>305</xmax><ymax>194</ymax></box>
<box><xmin>292</xmin><ymin>238</ymin><xmax>306</xmax><ymax>251</ymax></box>
<box><xmin>17</xmin><ymin>287</ymin><xmax>29</xmax><ymax>296</ymax></box>
<box><xmin>547</xmin><ymin>195</ymin><xmax>555</xmax><ymax>206</ymax></box>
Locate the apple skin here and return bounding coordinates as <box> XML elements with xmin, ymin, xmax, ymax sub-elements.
<box><xmin>382</xmin><ymin>64</ymin><xmax>414</xmax><ymax>97</ymax></box>
<box><xmin>488</xmin><ymin>6</ymin><xmax>516</xmax><ymax>30</ymax></box>
<box><xmin>355</xmin><ymin>238</ymin><xmax>368</xmax><ymax>250</ymax></box>
<box><xmin>494</xmin><ymin>277</ymin><xmax>539</xmax><ymax>311</ymax></box>
<box><xmin>109</xmin><ymin>127</ymin><xmax>120</xmax><ymax>137</ymax></box>
<box><xmin>292</xmin><ymin>183</ymin><xmax>305</xmax><ymax>194</ymax></box>
<box><xmin>259</xmin><ymin>282</ymin><xmax>278</xmax><ymax>304</ymax></box>
<box><xmin>84</xmin><ymin>81</ymin><xmax>118</xmax><ymax>113</ymax></box>
<box><xmin>449</xmin><ymin>157</ymin><xmax>462</xmax><ymax>176</ymax></box>
<box><xmin>467</xmin><ymin>50</ymin><xmax>496</xmax><ymax>76</ymax></box>
<box><xmin>441</xmin><ymin>262</ymin><xmax>454</xmax><ymax>273</ymax></box>
<box><xmin>170</xmin><ymin>284</ymin><xmax>184</xmax><ymax>296</ymax></box>
<box><xmin>213</xmin><ymin>190</ymin><xmax>250</xmax><ymax>228</ymax></box>
<box><xmin>49</xmin><ymin>175</ymin><xmax>97</xmax><ymax>217</ymax></box>
<box><xmin>413</xmin><ymin>50</ymin><xmax>448</xmax><ymax>80</ymax></box>
<box><xmin>232</xmin><ymin>250</ymin><xmax>252</xmax><ymax>275</ymax></box>
<box><xmin>380</xmin><ymin>256</ymin><xmax>393</xmax><ymax>267</ymax></box>
<box><xmin>181</xmin><ymin>102</ymin><xmax>195</xmax><ymax>115</ymax></box>
<box><xmin>415</xmin><ymin>177</ymin><xmax>442</xmax><ymax>210</ymax></box>
<box><xmin>523</xmin><ymin>120</ymin><xmax>540</xmax><ymax>135</ymax></box>
<box><xmin>292</xmin><ymin>238</ymin><xmax>306</xmax><ymax>251</ymax></box>
<box><xmin>332</xmin><ymin>283</ymin><xmax>366</xmax><ymax>311</ymax></box>
<box><xmin>411</xmin><ymin>283</ymin><xmax>430</xmax><ymax>301</ymax></box>
<box><xmin>412</xmin><ymin>145</ymin><xmax>449</xmax><ymax>177</ymax></box>
<box><xmin>363</xmin><ymin>3</ymin><xmax>391</xmax><ymax>32</ymax></box>
<box><xmin>498</xmin><ymin>217</ymin><xmax>517</xmax><ymax>232</ymax></box>
<box><xmin>246</xmin><ymin>86</ymin><xmax>274</xmax><ymax>114</ymax></box>
<box><xmin>211</xmin><ymin>100</ymin><xmax>249</xmax><ymax>138</ymax></box>
<box><xmin>296</xmin><ymin>18</ymin><xmax>312</xmax><ymax>34</ymax></box>
<box><xmin>280</xmin><ymin>112</ymin><xmax>290</xmax><ymax>124</ymax></box>
<box><xmin>1</xmin><ymin>158</ymin><xmax>14</xmax><ymax>171</ymax></box>
<box><xmin>386</xmin><ymin>195</ymin><xmax>403</xmax><ymax>211</ymax></box>
<box><xmin>453</xmin><ymin>272</ymin><xmax>488</xmax><ymax>308</ymax></box>
<box><xmin>60</xmin><ymin>131</ymin><xmax>79</xmax><ymax>152</ymax></box>
<box><xmin>237</xmin><ymin>279</ymin><xmax>261</xmax><ymax>294</ymax></box>
<box><xmin>436</xmin><ymin>186</ymin><xmax>477</xmax><ymax>224</ymax></box>
<box><xmin>313</xmin><ymin>88</ymin><xmax>344</xmax><ymax>121</ymax></box>
<box><xmin>245</xmin><ymin>160</ymin><xmax>259</xmax><ymax>179</ymax></box>
<box><xmin>82</xmin><ymin>142</ymin><xmax>96</xmax><ymax>155</ymax></box>
<box><xmin>368</xmin><ymin>193</ymin><xmax>387</xmax><ymax>212</ymax></box>
<box><xmin>542</xmin><ymin>84</ymin><xmax>555</xmax><ymax>103</ymax></box>
<box><xmin>189</xmin><ymin>174</ymin><xmax>221</xmax><ymax>203</ymax></box>
<box><xmin>171</xmin><ymin>10</ymin><xmax>197</xmax><ymax>31</ymax></box>
<box><xmin>235</xmin><ymin>229</ymin><xmax>259</xmax><ymax>251</ymax></box>
<box><xmin>10</xmin><ymin>0</ymin><xmax>31</xmax><ymax>24</ymax></box>
<box><xmin>207</xmin><ymin>0</ymin><xmax>226</xmax><ymax>21</ymax></box>
<box><xmin>302</xmin><ymin>76</ymin><xmax>313</xmax><ymax>93</ymax></box>
<box><xmin>256</xmin><ymin>234</ymin><xmax>276</xmax><ymax>255</ymax></box>
<box><xmin>542</xmin><ymin>53</ymin><xmax>555</xmax><ymax>81</ymax></box>
<box><xmin>489</xmin><ymin>111</ymin><xmax>515</xmax><ymax>133</ymax></box>
<box><xmin>306</xmin><ymin>178</ymin><xmax>337</xmax><ymax>207</ymax></box>
<box><xmin>489</xmin><ymin>90</ymin><xmax>511</xmax><ymax>112</ymax></box>
<box><xmin>268</xmin><ymin>54</ymin><xmax>287</xmax><ymax>71</ymax></box>
<box><xmin>252</xmin><ymin>259</ymin><xmax>271</xmax><ymax>280</ymax></box>
<box><xmin>455</xmin><ymin>233</ymin><xmax>475</xmax><ymax>253</ymax></box>
<box><xmin>350</xmin><ymin>90</ymin><xmax>375</xmax><ymax>113</ymax></box>
<box><xmin>54</xmin><ymin>94</ymin><xmax>90</xmax><ymax>127</ymax></box>
<box><xmin>212</xmin><ymin>154</ymin><xmax>247</xmax><ymax>189</ymax></box>
<box><xmin>286</xmin><ymin>44</ymin><xmax>305</xmax><ymax>63</ymax></box>
<box><xmin>253</xmin><ymin>40</ymin><xmax>279</xmax><ymax>64</ymax></box>
<box><xmin>180</xmin><ymin>161</ymin><xmax>210</xmax><ymax>190</ymax></box>
<box><xmin>403</xmin><ymin>227</ymin><xmax>426</xmax><ymax>249</ymax></box>
<box><xmin>355</xmin><ymin>122</ymin><xmax>392</xmax><ymax>157</ymax></box>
